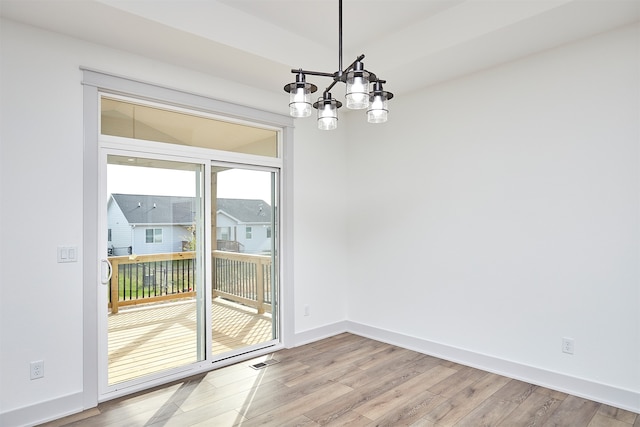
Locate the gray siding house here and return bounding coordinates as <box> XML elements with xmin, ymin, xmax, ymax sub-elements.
<box><xmin>108</xmin><ymin>194</ymin><xmax>197</xmax><ymax>255</ymax></box>
<box><xmin>107</xmin><ymin>194</ymin><xmax>272</xmax><ymax>255</ymax></box>
<box><xmin>216</xmin><ymin>198</ymin><xmax>273</xmax><ymax>254</ymax></box>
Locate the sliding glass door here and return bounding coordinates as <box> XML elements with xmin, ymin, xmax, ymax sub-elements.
<box><xmin>101</xmin><ymin>156</ymin><xmax>280</xmax><ymax>394</ymax></box>
<box><xmin>105</xmin><ymin>155</ymin><xmax>206</xmax><ymax>387</ymax></box>
<box><xmin>83</xmin><ymin>70</ymin><xmax>292</xmax><ymax>407</ymax></box>
<box><xmin>211</xmin><ymin>166</ymin><xmax>279</xmax><ymax>356</ymax></box>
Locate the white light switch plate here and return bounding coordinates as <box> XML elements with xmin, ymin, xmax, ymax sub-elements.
<box><xmin>57</xmin><ymin>246</ymin><xmax>78</xmax><ymax>263</ymax></box>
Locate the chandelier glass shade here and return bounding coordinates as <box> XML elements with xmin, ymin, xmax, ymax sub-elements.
<box><xmin>345</xmin><ymin>61</ymin><xmax>370</xmax><ymax>110</ymax></box>
<box><xmin>314</xmin><ymin>93</ymin><xmax>342</xmax><ymax>130</ymax></box>
<box><xmin>367</xmin><ymin>80</ymin><xmax>393</xmax><ymax>123</ymax></box>
<box><xmin>286</xmin><ymin>72</ymin><xmax>317</xmax><ymax>118</ymax></box>
<box><xmin>283</xmin><ymin>0</ymin><xmax>393</xmax><ymax>130</ymax></box>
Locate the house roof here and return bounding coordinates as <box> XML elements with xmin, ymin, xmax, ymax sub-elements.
<box><xmin>217</xmin><ymin>198</ymin><xmax>272</xmax><ymax>224</ymax></box>
<box><xmin>110</xmin><ymin>194</ymin><xmax>271</xmax><ymax>225</ymax></box>
<box><xmin>111</xmin><ymin>194</ymin><xmax>197</xmax><ymax>225</ymax></box>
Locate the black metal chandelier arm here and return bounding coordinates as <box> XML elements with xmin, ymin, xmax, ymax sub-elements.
<box><xmin>290</xmin><ymin>53</ymin><xmax>365</xmax><ymax>79</ymax></box>
<box><xmin>324</xmin><ymin>77</ymin><xmax>340</xmax><ymax>94</ymax></box>
<box><xmin>290</xmin><ymin>54</ymin><xmax>368</xmax><ymax>82</ymax></box>
<box><xmin>290</xmin><ymin>69</ymin><xmax>335</xmax><ymax>78</ymax></box>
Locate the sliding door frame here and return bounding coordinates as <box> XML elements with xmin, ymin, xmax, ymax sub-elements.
<box><xmin>99</xmin><ymin>148</ymin><xmax>211</xmax><ymax>397</ymax></box>
<box><xmin>82</xmin><ymin>69</ymin><xmax>295</xmax><ymax>407</ymax></box>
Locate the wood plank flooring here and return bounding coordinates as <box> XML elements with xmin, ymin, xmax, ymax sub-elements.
<box><xmin>43</xmin><ymin>333</ymin><xmax>639</xmax><ymax>427</ymax></box>
<box><xmin>109</xmin><ymin>298</ymin><xmax>273</xmax><ymax>384</ymax></box>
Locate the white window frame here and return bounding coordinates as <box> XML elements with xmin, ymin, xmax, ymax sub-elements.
<box><xmin>145</xmin><ymin>228</ymin><xmax>163</xmax><ymax>243</ymax></box>
<box><xmin>82</xmin><ymin>69</ymin><xmax>295</xmax><ymax>407</ymax></box>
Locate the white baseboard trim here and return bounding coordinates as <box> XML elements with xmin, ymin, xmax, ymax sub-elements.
<box><xmin>0</xmin><ymin>391</ymin><xmax>84</xmax><ymax>427</ymax></box>
<box><xmin>292</xmin><ymin>320</ymin><xmax>349</xmax><ymax>347</ymax></box>
<box><xmin>345</xmin><ymin>320</ymin><xmax>640</xmax><ymax>414</ymax></box>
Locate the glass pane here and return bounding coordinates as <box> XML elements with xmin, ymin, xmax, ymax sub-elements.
<box><xmin>211</xmin><ymin>167</ymin><xmax>278</xmax><ymax>355</ymax></box>
<box><xmin>106</xmin><ymin>155</ymin><xmax>205</xmax><ymax>385</ymax></box>
<box><xmin>101</xmin><ymin>97</ymin><xmax>278</xmax><ymax>157</ymax></box>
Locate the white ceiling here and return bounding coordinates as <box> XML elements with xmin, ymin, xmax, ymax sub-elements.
<box><xmin>1</xmin><ymin>0</ymin><xmax>639</xmax><ymax>97</ymax></box>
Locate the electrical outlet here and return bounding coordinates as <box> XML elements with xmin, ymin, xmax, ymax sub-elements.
<box><xmin>562</xmin><ymin>337</ymin><xmax>574</xmax><ymax>354</ymax></box>
<box><xmin>304</xmin><ymin>305</ymin><xmax>310</xmax><ymax>316</ymax></box>
<box><xmin>30</xmin><ymin>360</ymin><xmax>44</xmax><ymax>380</ymax></box>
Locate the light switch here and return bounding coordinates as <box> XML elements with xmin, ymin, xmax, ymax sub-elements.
<box><xmin>58</xmin><ymin>246</ymin><xmax>78</xmax><ymax>263</ymax></box>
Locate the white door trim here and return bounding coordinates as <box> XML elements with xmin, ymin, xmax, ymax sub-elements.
<box><xmin>82</xmin><ymin>68</ymin><xmax>295</xmax><ymax>407</ymax></box>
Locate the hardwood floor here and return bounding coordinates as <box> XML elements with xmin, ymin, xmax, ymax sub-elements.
<box><xmin>42</xmin><ymin>333</ymin><xmax>639</xmax><ymax>427</ymax></box>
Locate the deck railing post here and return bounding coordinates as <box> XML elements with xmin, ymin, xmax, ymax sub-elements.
<box><xmin>110</xmin><ymin>258</ymin><xmax>120</xmax><ymax>314</ymax></box>
<box><xmin>256</xmin><ymin>259</ymin><xmax>265</xmax><ymax>315</ymax></box>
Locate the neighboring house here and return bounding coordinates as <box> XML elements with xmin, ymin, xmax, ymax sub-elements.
<box><xmin>216</xmin><ymin>198</ymin><xmax>273</xmax><ymax>254</ymax></box>
<box><xmin>108</xmin><ymin>194</ymin><xmax>197</xmax><ymax>255</ymax></box>
<box><xmin>107</xmin><ymin>194</ymin><xmax>272</xmax><ymax>255</ymax></box>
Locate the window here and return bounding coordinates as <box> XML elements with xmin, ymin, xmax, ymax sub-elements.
<box><xmin>101</xmin><ymin>97</ymin><xmax>278</xmax><ymax>157</ymax></box>
<box><xmin>218</xmin><ymin>227</ymin><xmax>230</xmax><ymax>241</ymax></box>
<box><xmin>146</xmin><ymin>228</ymin><xmax>163</xmax><ymax>243</ymax></box>
<box><xmin>246</xmin><ymin>226</ymin><xmax>252</xmax><ymax>239</ymax></box>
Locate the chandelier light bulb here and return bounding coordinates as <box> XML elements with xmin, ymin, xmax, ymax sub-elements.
<box><xmin>367</xmin><ymin>94</ymin><xmax>388</xmax><ymax>123</ymax></box>
<box><xmin>314</xmin><ymin>93</ymin><xmax>341</xmax><ymax>130</ymax></box>
<box><xmin>285</xmin><ymin>72</ymin><xmax>317</xmax><ymax>118</ymax></box>
<box><xmin>345</xmin><ymin>61</ymin><xmax>370</xmax><ymax>109</ymax></box>
<box><xmin>290</xmin><ymin>86</ymin><xmax>312</xmax><ymax>117</ymax></box>
<box><xmin>367</xmin><ymin>80</ymin><xmax>393</xmax><ymax>124</ymax></box>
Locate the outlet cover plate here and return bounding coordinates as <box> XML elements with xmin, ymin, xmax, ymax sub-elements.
<box><xmin>30</xmin><ymin>360</ymin><xmax>44</xmax><ymax>379</ymax></box>
<box><xmin>562</xmin><ymin>337</ymin><xmax>574</xmax><ymax>354</ymax></box>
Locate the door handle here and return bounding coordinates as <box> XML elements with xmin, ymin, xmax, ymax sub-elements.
<box><xmin>101</xmin><ymin>259</ymin><xmax>113</xmax><ymax>285</ymax></box>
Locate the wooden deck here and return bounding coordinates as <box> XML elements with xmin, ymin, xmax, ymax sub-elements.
<box><xmin>108</xmin><ymin>297</ymin><xmax>273</xmax><ymax>384</ymax></box>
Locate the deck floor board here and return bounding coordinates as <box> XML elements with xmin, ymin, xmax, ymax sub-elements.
<box><xmin>109</xmin><ymin>297</ymin><xmax>273</xmax><ymax>384</ymax></box>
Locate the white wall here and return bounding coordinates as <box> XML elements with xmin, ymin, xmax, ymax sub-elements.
<box><xmin>0</xmin><ymin>18</ymin><xmax>349</xmax><ymax>425</ymax></box>
<box><xmin>292</xmin><ymin>116</ymin><xmax>350</xmax><ymax>336</ymax></box>
<box><xmin>346</xmin><ymin>23</ymin><xmax>640</xmax><ymax>410</ymax></box>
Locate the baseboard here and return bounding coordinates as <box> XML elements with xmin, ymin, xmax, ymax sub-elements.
<box><xmin>345</xmin><ymin>320</ymin><xmax>640</xmax><ymax>414</ymax></box>
<box><xmin>292</xmin><ymin>320</ymin><xmax>349</xmax><ymax>347</ymax></box>
<box><xmin>0</xmin><ymin>391</ymin><xmax>84</xmax><ymax>427</ymax></box>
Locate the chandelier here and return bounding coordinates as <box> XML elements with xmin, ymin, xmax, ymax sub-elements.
<box><xmin>283</xmin><ymin>0</ymin><xmax>394</xmax><ymax>130</ymax></box>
